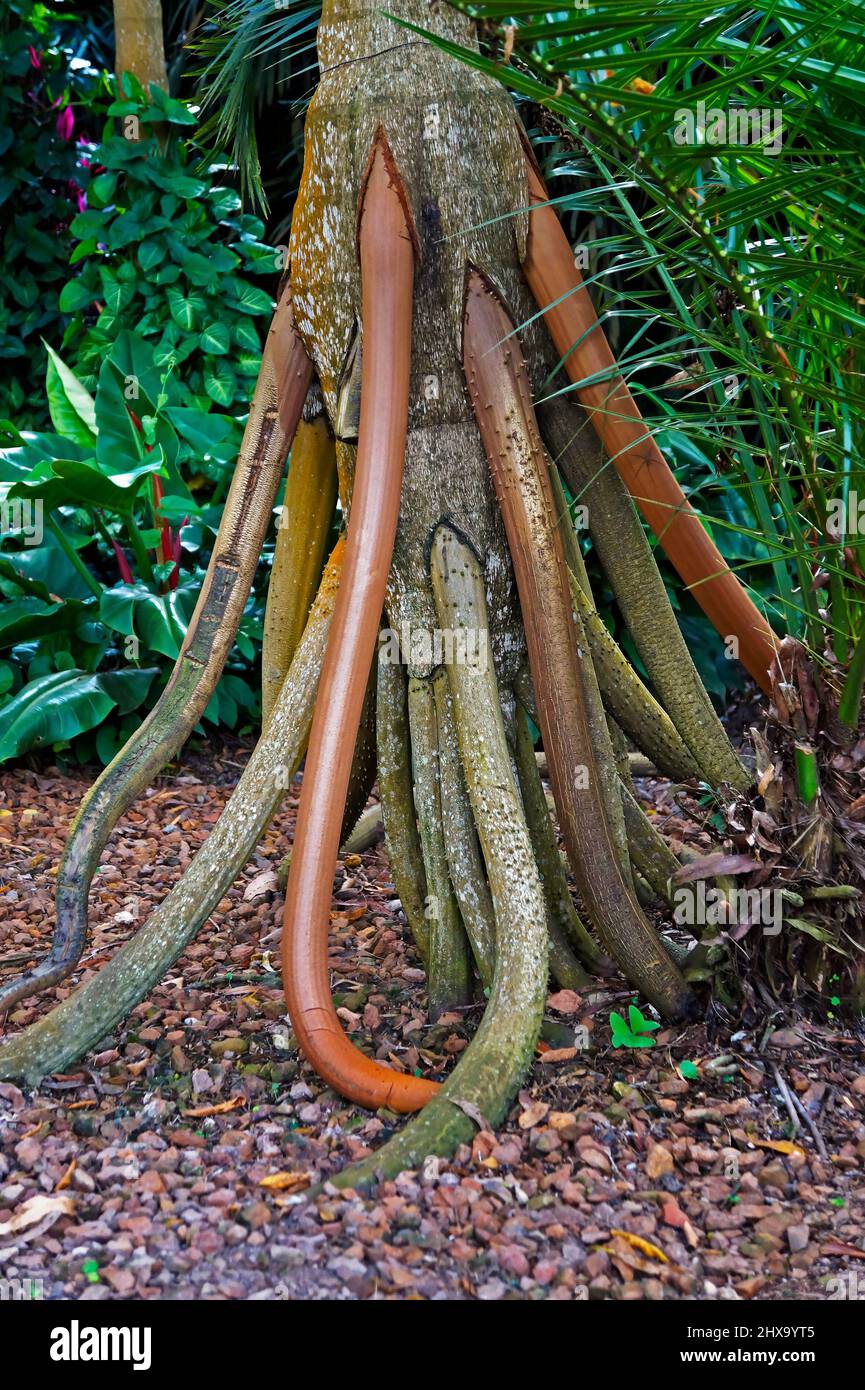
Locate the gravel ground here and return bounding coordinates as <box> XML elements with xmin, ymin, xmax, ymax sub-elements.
<box><xmin>1</xmin><ymin>747</ymin><xmax>863</xmax><ymax>1301</ymax></box>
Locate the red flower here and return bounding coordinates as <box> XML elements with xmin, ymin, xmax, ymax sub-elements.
<box><xmin>56</xmin><ymin>105</ymin><xmax>74</xmax><ymax>141</ymax></box>
<box><xmin>28</xmin><ymin>46</ymin><xmax>42</xmax><ymax>70</ymax></box>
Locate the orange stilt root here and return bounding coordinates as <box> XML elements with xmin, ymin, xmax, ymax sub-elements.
<box><xmin>522</xmin><ymin>152</ymin><xmax>778</xmax><ymax>692</ymax></box>
<box><xmin>281</xmin><ymin>138</ymin><xmax>439</xmax><ymax>1112</ymax></box>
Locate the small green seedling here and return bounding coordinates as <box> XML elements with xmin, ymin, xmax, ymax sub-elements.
<box><xmin>610</xmin><ymin>1004</ymin><xmax>660</xmax><ymax>1049</ymax></box>
<box><xmin>678</xmin><ymin>1060</ymin><xmax>700</xmax><ymax>1080</ymax></box>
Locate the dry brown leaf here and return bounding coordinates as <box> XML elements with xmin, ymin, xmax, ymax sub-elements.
<box><xmin>757</xmin><ymin>762</ymin><xmax>777</xmax><ymax>797</ymax></box>
<box><xmin>610</xmin><ymin>1229</ymin><xmax>669</xmax><ymax>1264</ymax></box>
<box><xmin>820</xmin><ymin>1240</ymin><xmax>865</xmax><ymax>1260</ymax></box>
<box><xmin>260</xmin><ymin>1171</ymin><xmax>311</xmax><ymax>1193</ymax></box>
<box><xmin>753</xmin><ymin>1138</ymin><xmax>807</xmax><ymax>1156</ymax></box>
<box><xmin>546</xmin><ymin>989</ymin><xmax>580</xmax><ymax>1014</ymax></box>
<box><xmin>537</xmin><ymin>1046</ymin><xmax>577</xmax><ymax>1063</ymax></box>
<box><xmin>181</xmin><ymin>1096</ymin><xmax>244</xmax><ymax>1119</ymax></box>
<box><xmin>0</xmin><ymin>1194</ymin><xmax>74</xmax><ymax>1237</ymax></box>
<box><xmin>56</xmin><ymin>1157</ymin><xmax>77</xmax><ymax>1191</ymax></box>
<box><xmin>518</xmin><ymin>1100</ymin><xmax>550</xmax><ymax>1130</ymax></box>
<box><xmin>243</xmin><ymin>869</ymin><xmax>278</xmax><ymax>902</ymax></box>
<box><xmin>448</xmin><ymin>1097</ymin><xmax>492</xmax><ymax>1132</ymax></box>
<box><xmin>673</xmin><ymin>852</ymin><xmax>760</xmax><ymax>883</ymax></box>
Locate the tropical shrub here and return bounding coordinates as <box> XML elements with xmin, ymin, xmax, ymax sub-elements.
<box><xmin>0</xmin><ymin>330</ymin><xmax>261</xmax><ymax>766</ymax></box>
<box><xmin>455</xmin><ymin>0</ymin><xmax>864</xmax><ymax>688</ymax></box>
<box><xmin>0</xmin><ymin>0</ymin><xmax>103</xmax><ymax>421</ymax></box>
<box><xmin>59</xmin><ymin>76</ymin><xmax>277</xmax><ymax>416</ymax></box>
<box><xmin>0</xmin><ymin>72</ymin><xmax>288</xmax><ymax>764</ymax></box>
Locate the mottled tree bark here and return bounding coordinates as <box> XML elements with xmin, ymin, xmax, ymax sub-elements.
<box><xmin>113</xmin><ymin>0</ymin><xmax>167</xmax><ymax>93</ymax></box>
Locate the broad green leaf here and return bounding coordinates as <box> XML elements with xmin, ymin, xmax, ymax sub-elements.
<box><xmin>88</xmin><ymin>172</ymin><xmax>118</xmax><ymax>208</ymax></box>
<box><xmin>199</xmin><ymin>322</ymin><xmax>231</xmax><ymax>355</ymax></box>
<box><xmin>99</xmin><ymin>666</ymin><xmax>159</xmax><ymax>714</ymax></box>
<box><xmin>209</xmin><ymin>187</ymin><xmax>242</xmax><ymax>218</ymax></box>
<box><xmin>9</xmin><ymin>456</ymin><xmax>162</xmax><ymax>515</ymax></box>
<box><xmin>609</xmin><ymin>1011</ymin><xmax>632</xmax><ymax>1048</ymax></box>
<box><xmin>99</xmin><ymin>584</ymin><xmax>187</xmax><ymax>660</ymax></box>
<box><xmin>0</xmin><ymin>670</ymin><xmax>114</xmax><ymax>761</ymax></box>
<box><xmin>0</xmin><ymin>598</ymin><xmax>86</xmax><ymax>648</ymax></box>
<box><xmin>628</xmin><ymin>1004</ymin><xmax>660</xmax><ymax>1034</ymax></box>
<box><xmin>164</xmin><ymin>406</ymin><xmax>239</xmax><ymax>462</ymax></box>
<box><xmin>58</xmin><ymin>278</ymin><xmax>93</xmax><ymax>314</ymax></box>
<box><xmin>224</xmin><ymin>278</ymin><xmax>273</xmax><ymax>316</ymax></box>
<box><xmin>203</xmin><ymin>358</ymin><xmax>237</xmax><ymax>408</ymax></box>
<box><xmin>167</xmin><ymin>284</ymin><xmax>206</xmax><ymax>331</ymax></box>
<box><xmin>43</xmin><ymin>342</ymin><xmax>97</xmax><ymax>446</ymax></box>
<box><xmin>232</xmin><ymin>316</ymin><xmax>263</xmax><ymax>352</ymax></box>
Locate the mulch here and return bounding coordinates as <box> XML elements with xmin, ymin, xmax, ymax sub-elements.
<box><xmin>1</xmin><ymin>743</ymin><xmax>863</xmax><ymax>1301</ymax></box>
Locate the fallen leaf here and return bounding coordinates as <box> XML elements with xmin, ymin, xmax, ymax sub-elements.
<box><xmin>604</xmin><ymin>1236</ymin><xmax>669</xmax><ymax>1275</ymax></box>
<box><xmin>683</xmin><ymin>1219</ymin><xmax>700</xmax><ymax>1248</ymax></box>
<box><xmin>0</xmin><ymin>1194</ymin><xmax>74</xmax><ymax>1237</ymax></box>
<box><xmin>820</xmin><ymin>1240</ymin><xmax>865</xmax><ymax>1260</ymax></box>
<box><xmin>537</xmin><ymin>1046</ymin><xmax>577</xmax><ymax>1063</ymax></box>
<box><xmin>56</xmin><ymin>1158</ymin><xmax>77</xmax><ymax>1191</ymax></box>
<box><xmin>448</xmin><ymin>1097</ymin><xmax>492</xmax><ymax>1132</ymax></box>
<box><xmin>546</xmin><ymin>989</ymin><xmax>580</xmax><ymax>1014</ymax></box>
<box><xmin>243</xmin><ymin>868</ymin><xmax>278</xmax><ymax>901</ymax></box>
<box><xmin>181</xmin><ymin>1096</ymin><xmax>244</xmax><ymax>1119</ymax></box>
<box><xmin>610</xmin><ymin>1229</ymin><xmax>669</xmax><ymax>1264</ymax></box>
<box><xmin>518</xmin><ymin>1100</ymin><xmax>550</xmax><ymax>1130</ymax></box>
<box><xmin>672</xmin><ymin>852</ymin><xmax>760</xmax><ymax>883</ymax></box>
<box><xmin>753</xmin><ymin>1138</ymin><xmax>807</xmax><ymax>1157</ymax></box>
<box><xmin>581</xmin><ymin>1145</ymin><xmax>611</xmax><ymax>1173</ymax></box>
<box><xmin>260</xmin><ymin>1171</ymin><xmax>311</xmax><ymax>1193</ymax></box>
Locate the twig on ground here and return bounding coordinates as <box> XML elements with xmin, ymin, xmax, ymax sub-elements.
<box><xmin>783</xmin><ymin>1070</ymin><xmax>831</xmax><ymax>1161</ymax></box>
<box><xmin>771</xmin><ymin>1062</ymin><xmax>800</xmax><ymax>1136</ymax></box>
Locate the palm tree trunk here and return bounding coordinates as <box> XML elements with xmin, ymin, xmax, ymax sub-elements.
<box><xmin>113</xmin><ymin>0</ymin><xmax>167</xmax><ymax>93</ymax></box>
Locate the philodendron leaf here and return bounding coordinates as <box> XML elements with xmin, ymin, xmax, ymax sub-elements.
<box><xmin>43</xmin><ymin>342</ymin><xmax>97</xmax><ymax>447</ymax></box>
<box><xmin>99</xmin><ymin>583</ymin><xmax>187</xmax><ymax>661</ymax></box>
<box><xmin>0</xmin><ymin>671</ymin><xmax>114</xmax><ymax>761</ymax></box>
<box><xmin>8</xmin><ymin>456</ymin><xmax>163</xmax><ymax>515</ymax></box>
<box><xmin>199</xmin><ymin>322</ymin><xmax>231</xmax><ymax>355</ymax></box>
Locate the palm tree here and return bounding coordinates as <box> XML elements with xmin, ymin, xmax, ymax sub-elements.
<box><xmin>113</xmin><ymin>0</ymin><xmax>168</xmax><ymax>92</ymax></box>
<box><xmin>1</xmin><ymin>0</ymin><xmax>862</xmax><ymax>1188</ymax></box>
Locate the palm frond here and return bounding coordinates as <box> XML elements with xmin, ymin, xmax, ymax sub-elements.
<box><xmin>192</xmin><ymin>0</ymin><xmax>321</xmax><ymax>210</ymax></box>
<box><xmin>410</xmin><ymin>0</ymin><xmax>865</xmax><ymax>664</ymax></box>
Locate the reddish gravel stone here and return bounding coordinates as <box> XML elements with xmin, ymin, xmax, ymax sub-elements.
<box><xmin>0</xmin><ymin>748</ymin><xmax>861</xmax><ymax>1301</ymax></box>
